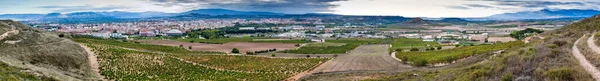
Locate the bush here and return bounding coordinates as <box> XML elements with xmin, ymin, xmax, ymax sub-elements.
<box><xmin>246</xmin><ymin>52</ymin><xmax>255</xmax><ymax>55</ymax></box>
<box><xmin>333</xmin><ymin>54</ymin><xmax>338</xmax><ymax>57</ymax></box>
<box><xmin>501</xmin><ymin>72</ymin><xmax>513</xmax><ymax>81</ymax></box>
<box><xmin>553</xmin><ymin>40</ymin><xmax>567</xmax><ymax>46</ymax></box>
<box><xmin>295</xmin><ymin>44</ymin><xmax>301</xmax><ymax>47</ymax></box>
<box><xmin>188</xmin><ymin>46</ymin><xmax>192</xmax><ymax>49</ymax></box>
<box><xmin>306</xmin><ymin>55</ymin><xmax>311</xmax><ymax>58</ymax></box>
<box><xmin>413</xmin><ymin>59</ymin><xmax>428</xmax><ymax>66</ymax></box>
<box><xmin>271</xmin><ymin>54</ymin><xmax>276</xmax><ymax>57</ymax></box>
<box><xmin>545</xmin><ymin>44</ymin><xmax>558</xmax><ymax>49</ymax></box>
<box><xmin>545</xmin><ymin>67</ymin><xmax>575</xmax><ymax>81</ymax></box>
<box><xmin>232</xmin><ymin>48</ymin><xmax>240</xmax><ymax>53</ymax></box>
<box><xmin>395</xmin><ymin>49</ymin><xmax>403</xmax><ymax>52</ymax></box>
<box><xmin>410</xmin><ymin>48</ymin><xmax>420</xmax><ymax>51</ymax></box>
<box><xmin>437</xmin><ymin>46</ymin><xmax>442</xmax><ymax>50</ymax></box>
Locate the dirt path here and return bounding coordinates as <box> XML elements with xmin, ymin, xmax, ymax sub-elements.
<box><xmin>310</xmin><ymin>45</ymin><xmax>410</xmax><ymax>73</ymax></box>
<box><xmin>587</xmin><ymin>33</ymin><xmax>600</xmax><ymax>55</ymax></box>
<box><xmin>78</xmin><ymin>44</ymin><xmax>106</xmax><ymax>80</ymax></box>
<box><xmin>0</xmin><ymin>22</ymin><xmax>19</xmax><ymax>41</ymax></box>
<box><xmin>572</xmin><ymin>34</ymin><xmax>600</xmax><ymax>80</ymax></box>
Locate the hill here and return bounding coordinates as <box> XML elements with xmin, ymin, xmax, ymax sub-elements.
<box><xmin>488</xmin><ymin>9</ymin><xmax>600</xmax><ymax>20</ymax></box>
<box><xmin>181</xmin><ymin>9</ymin><xmax>284</xmax><ymax>16</ymax></box>
<box><xmin>0</xmin><ymin>20</ymin><xmax>100</xmax><ymax>80</ymax></box>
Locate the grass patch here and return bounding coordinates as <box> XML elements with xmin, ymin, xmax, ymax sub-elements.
<box><xmin>391</xmin><ymin>38</ymin><xmax>440</xmax><ymax>50</ymax></box>
<box><xmin>86</xmin><ymin>44</ymin><xmax>293</xmax><ymax>81</ymax></box>
<box><xmin>178</xmin><ymin>55</ymin><xmax>327</xmax><ymax>73</ymax></box>
<box><xmin>396</xmin><ymin>41</ymin><xmax>524</xmax><ymax>66</ymax></box>
<box><xmin>282</xmin><ymin>38</ymin><xmax>390</xmax><ymax>54</ymax></box>
<box><xmin>72</xmin><ymin>38</ymin><xmax>224</xmax><ymax>54</ymax></box>
<box><xmin>304</xmin><ymin>42</ymin><xmax>346</xmax><ymax>47</ymax></box>
<box><xmin>177</xmin><ymin>37</ymin><xmax>310</xmax><ymax>44</ymax></box>
<box><xmin>0</xmin><ymin>62</ymin><xmax>53</xmax><ymax>81</ymax></box>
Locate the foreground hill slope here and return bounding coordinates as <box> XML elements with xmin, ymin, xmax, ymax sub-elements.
<box><xmin>366</xmin><ymin>15</ymin><xmax>600</xmax><ymax>81</ymax></box>
<box><xmin>0</xmin><ymin>20</ymin><xmax>99</xmax><ymax>80</ymax></box>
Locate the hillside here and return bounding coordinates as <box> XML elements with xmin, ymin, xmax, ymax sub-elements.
<box><xmin>0</xmin><ymin>20</ymin><xmax>100</xmax><ymax>80</ymax></box>
<box><xmin>367</xmin><ymin>15</ymin><xmax>600</xmax><ymax>81</ymax></box>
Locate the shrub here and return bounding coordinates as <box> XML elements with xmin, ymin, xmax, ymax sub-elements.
<box><xmin>179</xmin><ymin>44</ymin><xmax>184</xmax><ymax>48</ymax></box>
<box><xmin>246</xmin><ymin>52</ymin><xmax>255</xmax><ymax>55</ymax></box>
<box><xmin>437</xmin><ymin>46</ymin><xmax>442</xmax><ymax>50</ymax></box>
<box><xmin>501</xmin><ymin>72</ymin><xmax>513</xmax><ymax>81</ymax></box>
<box><xmin>333</xmin><ymin>54</ymin><xmax>338</xmax><ymax>57</ymax></box>
<box><xmin>413</xmin><ymin>59</ymin><xmax>428</xmax><ymax>66</ymax></box>
<box><xmin>545</xmin><ymin>44</ymin><xmax>558</xmax><ymax>49</ymax></box>
<box><xmin>188</xmin><ymin>46</ymin><xmax>192</xmax><ymax>49</ymax></box>
<box><xmin>232</xmin><ymin>48</ymin><xmax>240</xmax><ymax>53</ymax></box>
<box><xmin>410</xmin><ymin>48</ymin><xmax>420</xmax><ymax>51</ymax></box>
<box><xmin>553</xmin><ymin>40</ymin><xmax>567</xmax><ymax>46</ymax></box>
<box><xmin>545</xmin><ymin>67</ymin><xmax>575</xmax><ymax>81</ymax></box>
<box><xmin>271</xmin><ymin>54</ymin><xmax>275</xmax><ymax>57</ymax></box>
<box><xmin>395</xmin><ymin>49</ymin><xmax>403</xmax><ymax>52</ymax></box>
<box><xmin>306</xmin><ymin>55</ymin><xmax>311</xmax><ymax>58</ymax></box>
<box><xmin>295</xmin><ymin>44</ymin><xmax>301</xmax><ymax>47</ymax></box>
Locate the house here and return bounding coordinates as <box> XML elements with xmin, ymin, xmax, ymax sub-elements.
<box><xmin>310</xmin><ymin>37</ymin><xmax>325</xmax><ymax>42</ymax></box>
<box><xmin>139</xmin><ymin>30</ymin><xmax>156</xmax><ymax>37</ymax></box>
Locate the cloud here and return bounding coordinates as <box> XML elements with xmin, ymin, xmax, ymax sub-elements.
<box><xmin>144</xmin><ymin>0</ymin><xmax>348</xmax><ymax>14</ymax></box>
<box><xmin>464</xmin><ymin>4</ymin><xmax>494</xmax><ymax>8</ymax></box>
<box><xmin>446</xmin><ymin>6</ymin><xmax>471</xmax><ymax>10</ymax></box>
<box><xmin>36</xmin><ymin>5</ymin><xmax>129</xmax><ymax>12</ymax></box>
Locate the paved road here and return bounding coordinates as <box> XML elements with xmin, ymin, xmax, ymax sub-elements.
<box><xmin>572</xmin><ymin>34</ymin><xmax>600</xmax><ymax>80</ymax></box>
<box><xmin>310</xmin><ymin>45</ymin><xmax>410</xmax><ymax>73</ymax></box>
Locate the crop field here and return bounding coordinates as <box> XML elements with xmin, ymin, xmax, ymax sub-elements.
<box><xmin>391</xmin><ymin>38</ymin><xmax>440</xmax><ymax>49</ymax></box>
<box><xmin>396</xmin><ymin>41</ymin><xmax>524</xmax><ymax>66</ymax></box>
<box><xmin>281</xmin><ymin>38</ymin><xmax>391</xmax><ymax>54</ymax></box>
<box><xmin>304</xmin><ymin>42</ymin><xmax>346</xmax><ymax>47</ymax></box>
<box><xmin>138</xmin><ymin>40</ymin><xmax>296</xmax><ymax>54</ymax></box>
<box><xmin>72</xmin><ymin>38</ymin><xmax>224</xmax><ymax>54</ymax></box>
<box><xmin>85</xmin><ymin>44</ymin><xmax>289</xmax><ymax>81</ymax></box>
<box><xmin>177</xmin><ymin>37</ymin><xmax>310</xmax><ymax>44</ymax></box>
<box><xmin>178</xmin><ymin>55</ymin><xmax>327</xmax><ymax>73</ymax></box>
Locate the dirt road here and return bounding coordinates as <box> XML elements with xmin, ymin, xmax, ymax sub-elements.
<box><xmin>572</xmin><ymin>35</ymin><xmax>600</xmax><ymax>80</ymax></box>
<box><xmin>310</xmin><ymin>45</ymin><xmax>410</xmax><ymax>73</ymax></box>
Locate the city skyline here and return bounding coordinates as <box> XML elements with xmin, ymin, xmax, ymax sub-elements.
<box><xmin>2</xmin><ymin>0</ymin><xmax>600</xmax><ymax>17</ymax></box>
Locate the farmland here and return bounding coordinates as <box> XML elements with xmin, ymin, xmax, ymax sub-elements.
<box><xmin>396</xmin><ymin>41</ymin><xmax>524</xmax><ymax>66</ymax></box>
<box><xmin>138</xmin><ymin>40</ymin><xmax>296</xmax><ymax>54</ymax></box>
<box><xmin>281</xmin><ymin>38</ymin><xmax>391</xmax><ymax>54</ymax></box>
<box><xmin>71</xmin><ymin>38</ymin><xmax>224</xmax><ymax>54</ymax></box>
<box><xmin>177</xmin><ymin>37</ymin><xmax>310</xmax><ymax>44</ymax></box>
<box><xmin>391</xmin><ymin>38</ymin><xmax>440</xmax><ymax>49</ymax></box>
<box><xmin>86</xmin><ymin>44</ymin><xmax>288</xmax><ymax>81</ymax></box>
<box><xmin>79</xmin><ymin>39</ymin><xmax>328</xmax><ymax>81</ymax></box>
<box><xmin>178</xmin><ymin>55</ymin><xmax>327</xmax><ymax>73</ymax></box>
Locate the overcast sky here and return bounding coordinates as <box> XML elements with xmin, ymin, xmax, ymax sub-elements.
<box><xmin>1</xmin><ymin>0</ymin><xmax>599</xmax><ymax>17</ymax></box>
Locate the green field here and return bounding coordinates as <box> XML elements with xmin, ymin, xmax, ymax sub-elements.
<box><xmin>304</xmin><ymin>42</ymin><xmax>346</xmax><ymax>47</ymax></box>
<box><xmin>179</xmin><ymin>55</ymin><xmax>327</xmax><ymax>73</ymax></box>
<box><xmin>282</xmin><ymin>38</ymin><xmax>391</xmax><ymax>54</ymax></box>
<box><xmin>177</xmin><ymin>37</ymin><xmax>310</xmax><ymax>44</ymax></box>
<box><xmin>79</xmin><ymin>38</ymin><xmax>328</xmax><ymax>81</ymax></box>
<box><xmin>396</xmin><ymin>41</ymin><xmax>524</xmax><ymax>66</ymax></box>
<box><xmin>391</xmin><ymin>38</ymin><xmax>440</xmax><ymax>50</ymax></box>
<box><xmin>86</xmin><ymin>44</ymin><xmax>288</xmax><ymax>81</ymax></box>
<box><xmin>71</xmin><ymin>38</ymin><xmax>224</xmax><ymax>54</ymax></box>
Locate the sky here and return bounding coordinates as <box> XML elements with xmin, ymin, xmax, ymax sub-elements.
<box><xmin>1</xmin><ymin>0</ymin><xmax>600</xmax><ymax>17</ymax></box>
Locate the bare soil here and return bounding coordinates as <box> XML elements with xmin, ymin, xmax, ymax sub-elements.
<box><xmin>572</xmin><ymin>34</ymin><xmax>600</xmax><ymax>80</ymax></box>
<box><xmin>310</xmin><ymin>45</ymin><xmax>410</xmax><ymax>73</ymax></box>
<box><xmin>138</xmin><ymin>40</ymin><xmax>296</xmax><ymax>54</ymax></box>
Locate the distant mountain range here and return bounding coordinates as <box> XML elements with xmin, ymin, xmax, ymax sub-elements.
<box><xmin>485</xmin><ymin>9</ymin><xmax>600</xmax><ymax>20</ymax></box>
<box><xmin>1</xmin><ymin>8</ymin><xmax>599</xmax><ymax>21</ymax></box>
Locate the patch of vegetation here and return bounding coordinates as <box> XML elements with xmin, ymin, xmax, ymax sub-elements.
<box><xmin>86</xmin><ymin>44</ymin><xmax>290</xmax><ymax>81</ymax></box>
<box><xmin>177</xmin><ymin>37</ymin><xmax>310</xmax><ymax>44</ymax></box>
<box><xmin>0</xmin><ymin>62</ymin><xmax>54</xmax><ymax>81</ymax></box>
<box><xmin>178</xmin><ymin>55</ymin><xmax>327</xmax><ymax>73</ymax></box>
<box><xmin>304</xmin><ymin>42</ymin><xmax>346</xmax><ymax>47</ymax></box>
<box><xmin>72</xmin><ymin>38</ymin><xmax>223</xmax><ymax>54</ymax></box>
<box><xmin>396</xmin><ymin>41</ymin><xmax>524</xmax><ymax>66</ymax></box>
<box><xmin>391</xmin><ymin>38</ymin><xmax>440</xmax><ymax>50</ymax></box>
<box><xmin>282</xmin><ymin>38</ymin><xmax>390</xmax><ymax>54</ymax></box>
<box><xmin>510</xmin><ymin>28</ymin><xmax>544</xmax><ymax>40</ymax></box>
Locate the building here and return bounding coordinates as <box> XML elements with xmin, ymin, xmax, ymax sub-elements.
<box><xmin>139</xmin><ymin>30</ymin><xmax>156</xmax><ymax>37</ymax></box>
<box><xmin>165</xmin><ymin>29</ymin><xmax>184</xmax><ymax>36</ymax></box>
<box><xmin>239</xmin><ymin>27</ymin><xmax>255</xmax><ymax>30</ymax></box>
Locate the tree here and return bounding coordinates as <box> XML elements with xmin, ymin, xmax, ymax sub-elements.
<box><xmin>179</xmin><ymin>44</ymin><xmax>183</xmax><ymax>48</ymax></box>
<box><xmin>232</xmin><ymin>48</ymin><xmax>240</xmax><ymax>53</ymax></box>
<box><xmin>437</xmin><ymin>46</ymin><xmax>442</xmax><ymax>50</ymax></box>
<box><xmin>295</xmin><ymin>44</ymin><xmax>301</xmax><ymax>47</ymax></box>
<box><xmin>188</xmin><ymin>46</ymin><xmax>192</xmax><ymax>50</ymax></box>
<box><xmin>271</xmin><ymin>54</ymin><xmax>276</xmax><ymax>57</ymax></box>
